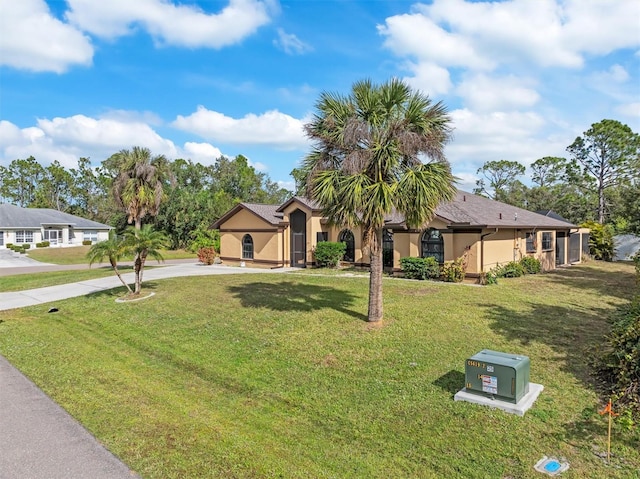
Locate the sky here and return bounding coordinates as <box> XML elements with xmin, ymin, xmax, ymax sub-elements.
<box><xmin>1</xmin><ymin>0</ymin><xmax>639</xmax><ymax>193</ymax></box>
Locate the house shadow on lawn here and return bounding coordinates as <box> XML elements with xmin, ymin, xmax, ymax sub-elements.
<box><xmin>226</xmin><ymin>280</ymin><xmax>368</xmax><ymax>322</ymax></box>
<box><xmin>544</xmin><ymin>263</ymin><xmax>636</xmax><ymax>302</ymax></box>
<box><xmin>482</xmin><ymin>300</ymin><xmax>617</xmax><ymax>386</ymax></box>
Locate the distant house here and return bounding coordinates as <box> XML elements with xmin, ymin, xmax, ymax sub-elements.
<box><xmin>213</xmin><ymin>191</ymin><xmax>589</xmax><ymax>275</ymax></box>
<box><xmin>0</xmin><ymin>204</ymin><xmax>112</xmax><ymax>248</ymax></box>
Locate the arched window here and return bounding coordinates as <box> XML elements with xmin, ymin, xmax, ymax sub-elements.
<box><xmin>338</xmin><ymin>229</ymin><xmax>355</xmax><ymax>262</ymax></box>
<box><xmin>242</xmin><ymin>234</ymin><xmax>254</xmax><ymax>259</ymax></box>
<box><xmin>421</xmin><ymin>228</ymin><xmax>444</xmax><ymax>263</ymax></box>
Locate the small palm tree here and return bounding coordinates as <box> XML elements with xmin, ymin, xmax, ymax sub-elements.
<box><xmin>304</xmin><ymin>78</ymin><xmax>456</xmax><ymax>322</ymax></box>
<box><xmin>86</xmin><ymin>231</ymin><xmax>133</xmax><ymax>294</ymax></box>
<box><xmin>123</xmin><ymin>225</ymin><xmax>168</xmax><ymax>295</ymax></box>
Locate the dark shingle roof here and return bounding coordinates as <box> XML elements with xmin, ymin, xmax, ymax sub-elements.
<box><xmin>434</xmin><ymin>191</ymin><xmax>576</xmax><ymax>228</ymax></box>
<box><xmin>214</xmin><ymin>191</ymin><xmax>578</xmax><ymax>231</ymax></box>
<box><xmin>0</xmin><ymin>204</ymin><xmax>112</xmax><ymax>229</ymax></box>
<box><xmin>242</xmin><ymin>203</ymin><xmax>283</xmax><ymax>225</ymax></box>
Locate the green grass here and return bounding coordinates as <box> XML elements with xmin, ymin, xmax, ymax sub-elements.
<box><xmin>0</xmin><ymin>267</ymin><xmax>143</xmax><ymax>292</ymax></box>
<box><xmin>0</xmin><ymin>261</ymin><xmax>638</xmax><ymax>478</ymax></box>
<box><xmin>27</xmin><ymin>246</ymin><xmax>197</xmax><ymax>264</ymax></box>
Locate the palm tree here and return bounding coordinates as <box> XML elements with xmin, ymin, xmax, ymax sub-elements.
<box><xmin>303</xmin><ymin>78</ymin><xmax>456</xmax><ymax>322</ymax></box>
<box><xmin>123</xmin><ymin>225</ymin><xmax>168</xmax><ymax>295</ymax></box>
<box><xmin>112</xmin><ymin>146</ymin><xmax>171</xmax><ymax>231</ymax></box>
<box><xmin>86</xmin><ymin>231</ymin><xmax>133</xmax><ymax>295</ymax></box>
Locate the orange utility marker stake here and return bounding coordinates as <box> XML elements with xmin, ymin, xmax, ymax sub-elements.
<box><xmin>598</xmin><ymin>399</ymin><xmax>618</xmax><ymax>462</ymax></box>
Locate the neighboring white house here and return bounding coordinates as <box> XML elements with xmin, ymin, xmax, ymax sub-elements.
<box><xmin>0</xmin><ymin>204</ymin><xmax>112</xmax><ymax>248</ymax></box>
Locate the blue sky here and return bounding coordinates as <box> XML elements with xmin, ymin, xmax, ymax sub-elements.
<box><xmin>1</xmin><ymin>0</ymin><xmax>639</xmax><ymax>192</ymax></box>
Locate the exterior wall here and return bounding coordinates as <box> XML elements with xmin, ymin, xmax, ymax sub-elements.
<box><xmin>215</xmin><ymin>200</ymin><xmax>587</xmax><ymax>274</ymax></box>
<box><xmin>218</xmin><ymin>208</ymin><xmax>282</xmax><ymax>267</ymax></box>
<box><xmin>2</xmin><ymin>228</ymin><xmax>42</xmax><ymax>247</ymax></box>
<box><xmin>481</xmin><ymin>229</ymin><xmax>521</xmax><ymax>272</ymax></box>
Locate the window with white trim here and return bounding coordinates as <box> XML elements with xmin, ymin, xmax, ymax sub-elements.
<box><xmin>541</xmin><ymin>232</ymin><xmax>553</xmax><ymax>251</ymax></box>
<box><xmin>83</xmin><ymin>231</ymin><xmax>98</xmax><ymax>243</ymax></box>
<box><xmin>15</xmin><ymin>230</ymin><xmax>34</xmax><ymax>244</ymax></box>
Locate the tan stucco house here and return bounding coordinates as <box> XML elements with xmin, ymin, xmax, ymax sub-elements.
<box><xmin>213</xmin><ymin>191</ymin><xmax>589</xmax><ymax>275</ymax></box>
<box><xmin>0</xmin><ymin>204</ymin><xmax>112</xmax><ymax>248</ymax></box>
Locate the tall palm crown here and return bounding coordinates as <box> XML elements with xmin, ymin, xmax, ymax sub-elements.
<box><xmin>112</xmin><ymin>146</ymin><xmax>171</xmax><ymax>230</ymax></box>
<box><xmin>303</xmin><ymin>78</ymin><xmax>456</xmax><ymax>322</ymax></box>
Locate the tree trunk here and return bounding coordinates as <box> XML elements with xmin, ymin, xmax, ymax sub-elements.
<box><xmin>134</xmin><ymin>256</ymin><xmax>142</xmax><ymax>295</ymax></box>
<box><xmin>367</xmin><ymin>228</ymin><xmax>384</xmax><ymax>322</ymax></box>
<box><xmin>110</xmin><ymin>259</ymin><xmax>133</xmax><ymax>294</ymax></box>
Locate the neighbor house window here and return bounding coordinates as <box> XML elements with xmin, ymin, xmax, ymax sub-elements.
<box><xmin>83</xmin><ymin>231</ymin><xmax>98</xmax><ymax>243</ymax></box>
<box><xmin>421</xmin><ymin>228</ymin><xmax>444</xmax><ymax>263</ymax></box>
<box><xmin>526</xmin><ymin>232</ymin><xmax>536</xmax><ymax>253</ymax></box>
<box><xmin>242</xmin><ymin>234</ymin><xmax>254</xmax><ymax>259</ymax></box>
<box><xmin>541</xmin><ymin>232</ymin><xmax>552</xmax><ymax>251</ymax></box>
<box><xmin>15</xmin><ymin>230</ymin><xmax>33</xmax><ymax>244</ymax></box>
<box><xmin>316</xmin><ymin>232</ymin><xmax>328</xmax><ymax>243</ymax></box>
<box><xmin>338</xmin><ymin>229</ymin><xmax>355</xmax><ymax>262</ymax></box>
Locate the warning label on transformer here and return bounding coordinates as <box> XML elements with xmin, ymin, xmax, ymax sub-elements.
<box><xmin>481</xmin><ymin>375</ymin><xmax>498</xmax><ymax>394</ymax></box>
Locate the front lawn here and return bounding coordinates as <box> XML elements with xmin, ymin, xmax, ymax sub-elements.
<box><xmin>0</xmin><ymin>261</ymin><xmax>637</xmax><ymax>478</ymax></box>
<box><xmin>27</xmin><ymin>246</ymin><xmax>197</xmax><ymax>264</ymax></box>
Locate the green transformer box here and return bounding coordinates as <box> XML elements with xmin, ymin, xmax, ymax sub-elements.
<box><xmin>465</xmin><ymin>350</ymin><xmax>530</xmax><ymax>404</ymax></box>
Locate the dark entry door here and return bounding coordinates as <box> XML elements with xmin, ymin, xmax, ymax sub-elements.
<box><xmin>569</xmin><ymin>233</ymin><xmax>581</xmax><ymax>263</ymax></box>
<box><xmin>383</xmin><ymin>230</ymin><xmax>394</xmax><ymax>269</ymax></box>
<box><xmin>290</xmin><ymin>209</ymin><xmax>306</xmax><ymax>267</ymax></box>
<box><xmin>556</xmin><ymin>232</ymin><xmax>566</xmax><ymax>265</ymax></box>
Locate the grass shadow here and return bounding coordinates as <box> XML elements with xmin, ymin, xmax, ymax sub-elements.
<box><xmin>433</xmin><ymin>370</ymin><xmax>465</xmax><ymax>397</ymax></box>
<box><xmin>482</xmin><ymin>301</ymin><xmax>617</xmax><ymax>385</ymax></box>
<box><xmin>543</xmin><ymin>263</ymin><xmax>636</xmax><ymax>301</ymax></box>
<box><xmin>226</xmin><ymin>280</ymin><xmax>368</xmax><ymax>321</ymax></box>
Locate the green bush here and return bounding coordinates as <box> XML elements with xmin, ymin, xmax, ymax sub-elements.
<box><xmin>400</xmin><ymin>257</ymin><xmax>441</xmax><ymax>280</ymax></box>
<box><xmin>188</xmin><ymin>226</ymin><xmax>220</xmax><ymax>254</ymax></box>
<box><xmin>581</xmin><ymin>220</ymin><xmax>614</xmax><ymax>261</ymax></box>
<box><xmin>441</xmin><ymin>257</ymin><xmax>466</xmax><ymax>283</ymax></box>
<box><xmin>36</xmin><ymin>241</ymin><xmax>50</xmax><ymax>248</ymax></box>
<box><xmin>478</xmin><ymin>269</ymin><xmax>499</xmax><ymax>285</ymax></box>
<box><xmin>519</xmin><ymin>256</ymin><xmax>541</xmax><ymax>274</ymax></box>
<box><xmin>6</xmin><ymin>243</ymin><xmax>13</xmax><ymax>248</ymax></box>
<box><xmin>314</xmin><ymin>241</ymin><xmax>346</xmax><ymax>268</ymax></box>
<box><xmin>496</xmin><ymin>261</ymin><xmax>525</xmax><ymax>278</ymax></box>
<box><xmin>197</xmin><ymin>247</ymin><xmax>217</xmax><ymax>265</ymax></box>
<box><xmin>22</xmin><ymin>243</ymin><xmax>31</xmax><ymax>250</ymax></box>
<box><xmin>595</xmin><ymin>297</ymin><xmax>640</xmax><ymax>419</ymax></box>
<box><xmin>82</xmin><ymin>240</ymin><xmax>93</xmax><ymax>246</ymax></box>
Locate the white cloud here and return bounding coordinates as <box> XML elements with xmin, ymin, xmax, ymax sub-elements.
<box><xmin>615</xmin><ymin>102</ymin><xmax>640</xmax><ymax>118</ymax></box>
<box><xmin>379</xmin><ymin>0</ymin><xmax>640</xmax><ymax>73</ymax></box>
<box><xmin>0</xmin><ymin>0</ymin><xmax>93</xmax><ymax>73</ymax></box>
<box><xmin>402</xmin><ymin>61</ymin><xmax>453</xmax><ymax>96</ymax></box>
<box><xmin>378</xmin><ymin>10</ymin><xmax>490</xmax><ymax>70</ymax></box>
<box><xmin>457</xmin><ymin>74</ymin><xmax>540</xmax><ymax>111</ymax></box>
<box><xmin>65</xmin><ymin>0</ymin><xmax>274</xmax><ymax>48</ymax></box>
<box><xmin>445</xmin><ymin>108</ymin><xmax>568</xmax><ymax>173</ymax></box>
<box><xmin>591</xmin><ymin>64</ymin><xmax>630</xmax><ymax>85</ymax></box>
<box><xmin>183</xmin><ymin>142</ymin><xmax>223</xmax><ymax>165</ymax></box>
<box><xmin>274</xmin><ymin>28</ymin><xmax>312</xmax><ymax>55</ymax></box>
<box><xmin>0</xmin><ymin>116</ymin><xmax>223</xmax><ymax>170</ymax></box>
<box><xmin>172</xmin><ymin>106</ymin><xmax>309</xmax><ymax>149</ymax></box>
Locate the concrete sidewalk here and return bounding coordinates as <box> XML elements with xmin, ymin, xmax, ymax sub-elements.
<box><xmin>0</xmin><ymin>262</ymin><xmax>288</xmax><ymax>311</ymax></box>
<box><xmin>0</xmin><ymin>355</ymin><xmax>140</xmax><ymax>479</ymax></box>
<box><xmin>0</xmin><ymin>262</ymin><xmax>290</xmax><ymax>478</ymax></box>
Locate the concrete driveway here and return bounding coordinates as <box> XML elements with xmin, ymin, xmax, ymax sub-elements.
<box><xmin>0</xmin><ymin>248</ymin><xmax>54</xmax><ymax>268</ymax></box>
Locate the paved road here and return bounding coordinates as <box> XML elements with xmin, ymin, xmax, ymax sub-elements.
<box><xmin>0</xmin><ymin>257</ymin><xmax>290</xmax><ymax>478</ymax></box>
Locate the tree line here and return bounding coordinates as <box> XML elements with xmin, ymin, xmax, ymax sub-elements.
<box><xmin>0</xmin><ymin>152</ymin><xmax>291</xmax><ymax>249</ymax></box>
<box><xmin>473</xmin><ymin>119</ymin><xmax>640</xmax><ymax>233</ymax></box>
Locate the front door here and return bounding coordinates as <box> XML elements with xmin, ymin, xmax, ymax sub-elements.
<box><xmin>44</xmin><ymin>229</ymin><xmax>62</xmax><ymax>245</ymax></box>
<box><xmin>556</xmin><ymin>232</ymin><xmax>566</xmax><ymax>265</ymax></box>
<box><xmin>290</xmin><ymin>209</ymin><xmax>306</xmax><ymax>267</ymax></box>
<box><xmin>383</xmin><ymin>230</ymin><xmax>394</xmax><ymax>270</ymax></box>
